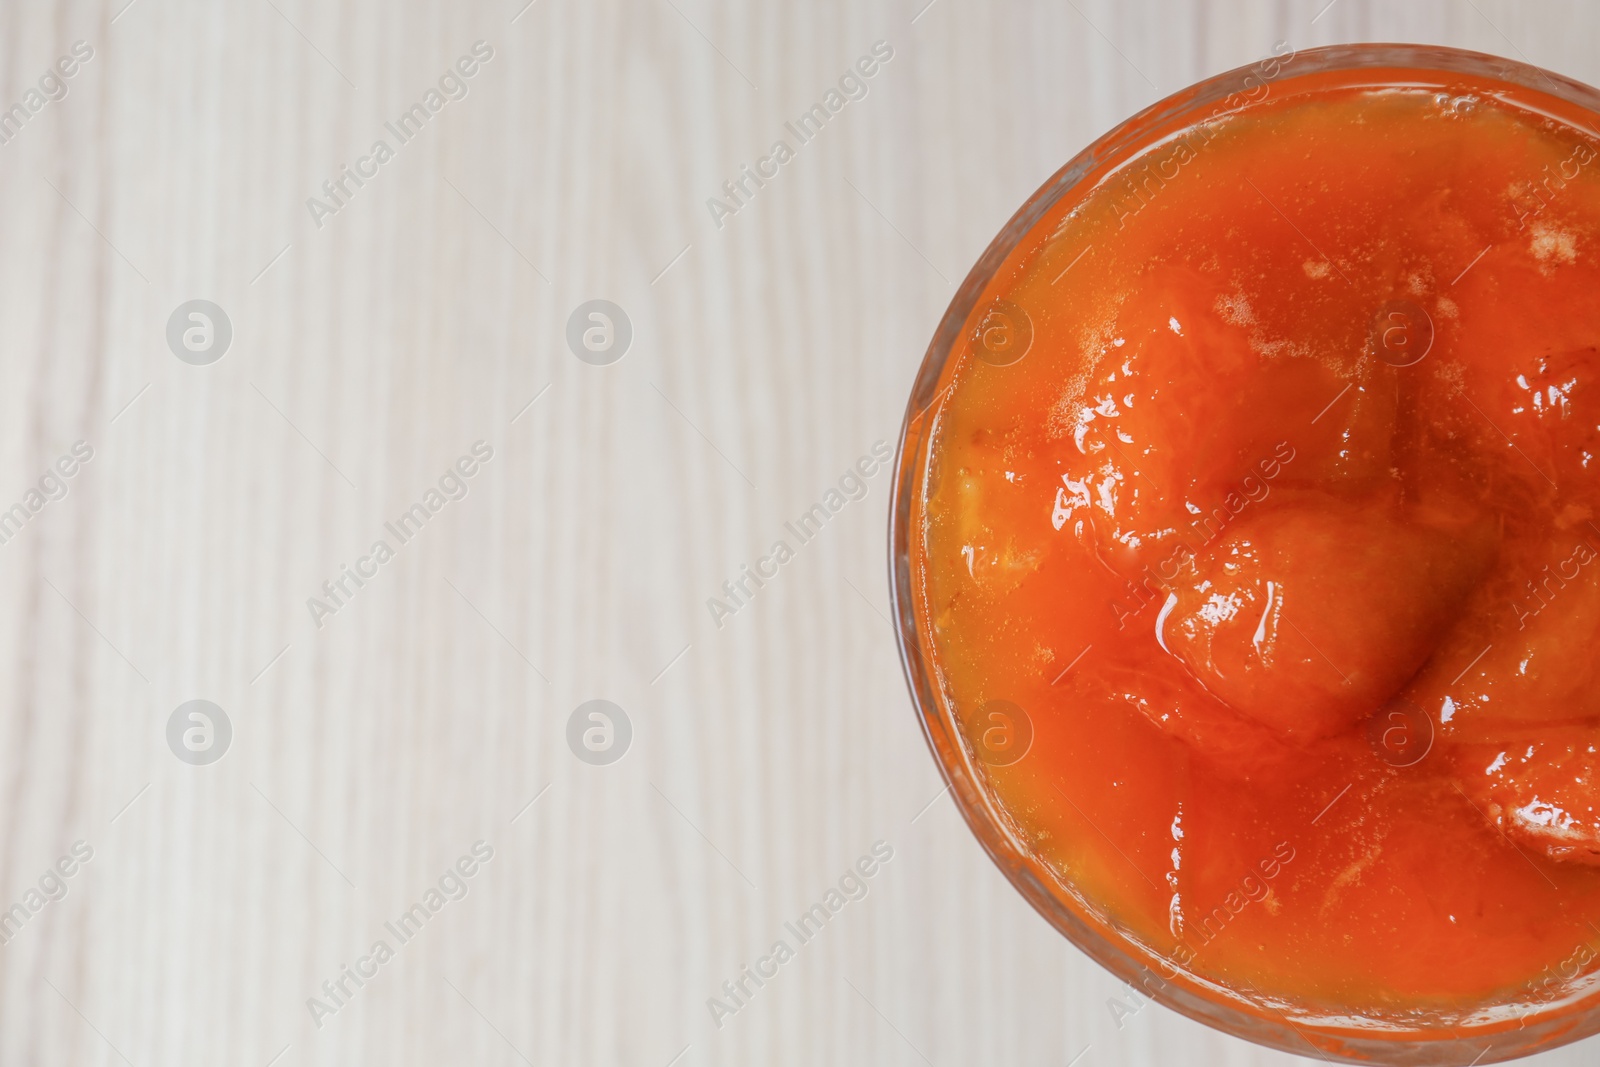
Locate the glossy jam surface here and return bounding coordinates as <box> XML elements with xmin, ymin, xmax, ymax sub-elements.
<box><xmin>916</xmin><ymin>74</ymin><xmax>1600</xmax><ymax>1015</ymax></box>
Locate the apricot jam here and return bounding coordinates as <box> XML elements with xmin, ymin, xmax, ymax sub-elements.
<box><xmin>911</xmin><ymin>62</ymin><xmax>1600</xmax><ymax>1020</ymax></box>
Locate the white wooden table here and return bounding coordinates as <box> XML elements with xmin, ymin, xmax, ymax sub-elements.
<box><xmin>0</xmin><ymin>0</ymin><xmax>1593</xmax><ymax>1063</ymax></box>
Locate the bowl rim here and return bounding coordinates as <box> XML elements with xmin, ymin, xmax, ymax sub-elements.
<box><xmin>887</xmin><ymin>41</ymin><xmax>1600</xmax><ymax>1065</ymax></box>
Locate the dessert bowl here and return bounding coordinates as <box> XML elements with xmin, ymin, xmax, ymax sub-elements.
<box><xmin>890</xmin><ymin>43</ymin><xmax>1600</xmax><ymax>1064</ymax></box>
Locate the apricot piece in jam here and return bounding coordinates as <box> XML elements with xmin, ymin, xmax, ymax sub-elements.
<box><xmin>1161</xmin><ymin>495</ymin><xmax>1495</xmax><ymax>741</ymax></box>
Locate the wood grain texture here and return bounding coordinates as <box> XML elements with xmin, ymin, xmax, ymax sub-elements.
<box><xmin>0</xmin><ymin>0</ymin><xmax>1594</xmax><ymax>1064</ymax></box>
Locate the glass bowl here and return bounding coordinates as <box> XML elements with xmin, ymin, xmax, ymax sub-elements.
<box><xmin>888</xmin><ymin>43</ymin><xmax>1600</xmax><ymax>1065</ymax></box>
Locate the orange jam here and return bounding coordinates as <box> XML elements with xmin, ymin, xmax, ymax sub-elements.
<box><xmin>914</xmin><ymin>66</ymin><xmax>1600</xmax><ymax>1016</ymax></box>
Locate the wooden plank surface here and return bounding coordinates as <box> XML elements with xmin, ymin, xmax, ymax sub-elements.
<box><xmin>0</xmin><ymin>0</ymin><xmax>1594</xmax><ymax>1063</ymax></box>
